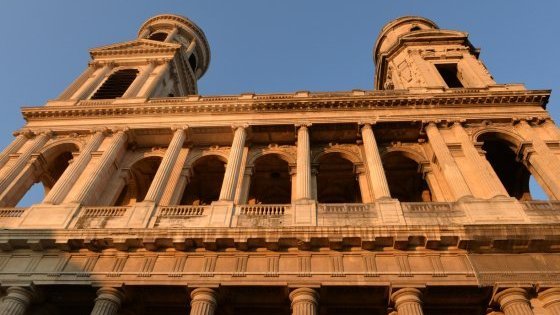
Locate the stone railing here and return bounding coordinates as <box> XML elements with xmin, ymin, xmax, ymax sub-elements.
<box><xmin>317</xmin><ymin>203</ymin><xmax>374</xmax><ymax>213</ymax></box>
<box><xmin>235</xmin><ymin>204</ymin><xmax>289</xmax><ymax>228</ymax></box>
<box><xmin>401</xmin><ymin>202</ymin><xmax>466</xmax><ymax>225</ymax></box>
<box><xmin>317</xmin><ymin>203</ymin><xmax>377</xmax><ymax>226</ymax></box>
<box><xmin>522</xmin><ymin>200</ymin><xmax>560</xmax><ymax>211</ymax></box>
<box><xmin>152</xmin><ymin>205</ymin><xmax>209</xmax><ymax>228</ymax></box>
<box><xmin>74</xmin><ymin>206</ymin><xmax>129</xmax><ymax>229</ymax></box>
<box><xmin>0</xmin><ymin>207</ymin><xmax>27</xmax><ymax>218</ymax></box>
<box><xmin>238</xmin><ymin>204</ymin><xmax>287</xmax><ymax>216</ymax></box>
<box><xmin>158</xmin><ymin>205</ymin><xmax>206</xmax><ymax>217</ymax></box>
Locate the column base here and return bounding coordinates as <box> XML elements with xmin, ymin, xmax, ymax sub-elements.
<box><xmin>19</xmin><ymin>203</ymin><xmax>80</xmax><ymax>228</ymax></box>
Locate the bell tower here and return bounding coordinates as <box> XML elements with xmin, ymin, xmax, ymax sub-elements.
<box><xmin>373</xmin><ymin>16</ymin><xmax>497</xmax><ymax>91</ymax></box>
<box><xmin>52</xmin><ymin>14</ymin><xmax>210</xmax><ymax>105</ymax></box>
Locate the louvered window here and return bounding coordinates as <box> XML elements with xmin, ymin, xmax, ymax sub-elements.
<box><xmin>90</xmin><ymin>69</ymin><xmax>139</xmax><ymax>99</ymax></box>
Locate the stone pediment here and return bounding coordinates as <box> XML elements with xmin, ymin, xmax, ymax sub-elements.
<box><xmin>90</xmin><ymin>39</ymin><xmax>181</xmax><ymax>58</ymax></box>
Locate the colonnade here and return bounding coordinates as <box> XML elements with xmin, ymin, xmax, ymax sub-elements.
<box><xmin>1</xmin><ymin>119</ymin><xmax>560</xmax><ymax>208</ymax></box>
<box><xmin>2</xmin><ymin>285</ymin><xmax>558</xmax><ymax>314</ymax></box>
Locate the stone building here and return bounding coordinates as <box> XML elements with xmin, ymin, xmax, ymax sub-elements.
<box><xmin>0</xmin><ymin>13</ymin><xmax>558</xmax><ymax>315</ymax></box>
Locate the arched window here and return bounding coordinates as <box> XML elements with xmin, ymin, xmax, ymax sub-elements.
<box><xmin>316</xmin><ymin>153</ymin><xmax>361</xmax><ymax>203</ymax></box>
<box><xmin>114</xmin><ymin>156</ymin><xmax>162</xmax><ymax>206</ymax></box>
<box><xmin>383</xmin><ymin>152</ymin><xmax>432</xmax><ymax>202</ymax></box>
<box><xmin>477</xmin><ymin>133</ymin><xmax>536</xmax><ymax>200</ymax></box>
<box><xmin>90</xmin><ymin>69</ymin><xmax>139</xmax><ymax>100</ymax></box>
<box><xmin>188</xmin><ymin>53</ymin><xmax>198</xmax><ymax>73</ymax></box>
<box><xmin>180</xmin><ymin>156</ymin><xmax>226</xmax><ymax>205</ymax></box>
<box><xmin>148</xmin><ymin>32</ymin><xmax>168</xmax><ymax>42</ymax></box>
<box><xmin>13</xmin><ymin>143</ymin><xmax>79</xmax><ymax>207</ymax></box>
<box><xmin>247</xmin><ymin>154</ymin><xmax>291</xmax><ymax>204</ymax></box>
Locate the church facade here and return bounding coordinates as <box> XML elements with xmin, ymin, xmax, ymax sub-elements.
<box><xmin>0</xmin><ymin>14</ymin><xmax>559</xmax><ymax>315</ymax></box>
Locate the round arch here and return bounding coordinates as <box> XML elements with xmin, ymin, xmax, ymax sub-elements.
<box><xmin>382</xmin><ymin>149</ymin><xmax>433</xmax><ymax>202</ymax></box>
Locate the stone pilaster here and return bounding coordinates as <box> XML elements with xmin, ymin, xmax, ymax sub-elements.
<box><xmin>0</xmin><ymin>131</ymin><xmax>51</xmax><ymax>194</ymax></box>
<box><xmin>494</xmin><ymin>288</ymin><xmax>534</xmax><ymax>315</ymax></box>
<box><xmin>122</xmin><ymin>63</ymin><xmax>156</xmax><ymax>98</ymax></box>
<box><xmin>43</xmin><ymin>130</ymin><xmax>106</xmax><ymax>204</ymax></box>
<box><xmin>143</xmin><ymin>127</ymin><xmax>187</xmax><ymax>203</ymax></box>
<box><xmin>452</xmin><ymin>122</ymin><xmax>508</xmax><ymax>198</ymax></box>
<box><xmin>190</xmin><ymin>288</ymin><xmax>217</xmax><ymax>315</ymax></box>
<box><xmin>361</xmin><ymin>123</ymin><xmax>391</xmax><ymax>199</ymax></box>
<box><xmin>0</xmin><ymin>132</ymin><xmax>29</xmax><ymax>169</ymax></box>
<box><xmin>289</xmin><ymin>288</ymin><xmax>319</xmax><ymax>315</ymax></box>
<box><xmin>0</xmin><ymin>287</ymin><xmax>35</xmax><ymax>315</ymax></box>
<box><xmin>391</xmin><ymin>288</ymin><xmax>424</xmax><ymax>315</ymax></box>
<box><xmin>138</xmin><ymin>62</ymin><xmax>170</xmax><ymax>98</ymax></box>
<box><xmin>296</xmin><ymin>124</ymin><xmax>312</xmax><ymax>200</ymax></box>
<box><xmin>90</xmin><ymin>287</ymin><xmax>125</xmax><ymax>315</ymax></box>
<box><xmin>425</xmin><ymin>122</ymin><xmax>472</xmax><ymax>200</ymax></box>
<box><xmin>542</xmin><ymin>119</ymin><xmax>560</xmax><ymax>141</ymax></box>
<box><xmin>538</xmin><ymin>288</ymin><xmax>560</xmax><ymax>315</ymax></box>
<box><xmin>219</xmin><ymin>126</ymin><xmax>247</xmax><ymax>201</ymax></box>
<box><xmin>164</xmin><ymin>27</ymin><xmax>179</xmax><ymax>42</ymax></box>
<box><xmin>66</xmin><ymin>130</ymin><xmax>128</xmax><ymax>204</ymax></box>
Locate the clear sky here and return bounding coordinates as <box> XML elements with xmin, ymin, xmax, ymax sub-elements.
<box><xmin>0</xmin><ymin>1</ymin><xmax>558</xmax><ymax>203</ymax></box>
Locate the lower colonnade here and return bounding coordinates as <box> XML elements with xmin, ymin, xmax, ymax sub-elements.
<box><xmin>0</xmin><ymin>285</ymin><xmax>558</xmax><ymax>315</ymax></box>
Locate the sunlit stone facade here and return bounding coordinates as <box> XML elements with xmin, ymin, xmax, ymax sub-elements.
<box><xmin>0</xmin><ymin>14</ymin><xmax>559</xmax><ymax>314</ymax></box>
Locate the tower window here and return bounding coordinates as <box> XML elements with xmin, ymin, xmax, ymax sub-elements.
<box><xmin>148</xmin><ymin>32</ymin><xmax>167</xmax><ymax>41</ymax></box>
<box><xmin>435</xmin><ymin>63</ymin><xmax>464</xmax><ymax>88</ymax></box>
<box><xmin>188</xmin><ymin>53</ymin><xmax>198</xmax><ymax>72</ymax></box>
<box><xmin>90</xmin><ymin>69</ymin><xmax>139</xmax><ymax>99</ymax></box>
<box><xmin>410</xmin><ymin>26</ymin><xmax>421</xmax><ymax>31</ymax></box>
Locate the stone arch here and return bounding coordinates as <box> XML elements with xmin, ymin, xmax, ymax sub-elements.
<box><xmin>121</xmin><ymin>150</ymin><xmax>166</xmax><ymax>170</ymax></box>
<box><xmin>246</xmin><ymin>146</ymin><xmax>296</xmax><ymax>168</ymax></box>
<box><xmin>312</xmin><ymin>145</ymin><xmax>363</xmax><ymax>166</ymax></box>
<box><xmin>184</xmin><ymin>150</ymin><xmax>229</xmax><ymax>170</ymax></box>
<box><xmin>180</xmin><ymin>154</ymin><xmax>227</xmax><ymax>205</ymax></box>
<box><xmin>246</xmin><ymin>153</ymin><xmax>292</xmax><ymax>205</ymax></box>
<box><xmin>315</xmin><ymin>151</ymin><xmax>362</xmax><ymax>203</ymax></box>
<box><xmin>382</xmin><ymin>148</ymin><xmax>433</xmax><ymax>202</ymax></box>
<box><xmin>114</xmin><ymin>156</ymin><xmax>163</xmax><ymax>206</ymax></box>
<box><xmin>472</xmin><ymin>127</ymin><xmax>525</xmax><ymax>151</ymax></box>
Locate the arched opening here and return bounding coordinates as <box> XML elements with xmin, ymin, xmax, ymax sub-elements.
<box><xmin>247</xmin><ymin>154</ymin><xmax>291</xmax><ymax>204</ymax></box>
<box><xmin>148</xmin><ymin>32</ymin><xmax>168</xmax><ymax>41</ymax></box>
<box><xmin>114</xmin><ymin>156</ymin><xmax>162</xmax><ymax>206</ymax></box>
<box><xmin>316</xmin><ymin>153</ymin><xmax>361</xmax><ymax>203</ymax></box>
<box><xmin>188</xmin><ymin>53</ymin><xmax>198</xmax><ymax>73</ymax></box>
<box><xmin>383</xmin><ymin>152</ymin><xmax>432</xmax><ymax>202</ymax></box>
<box><xmin>478</xmin><ymin>133</ymin><xmax>533</xmax><ymax>200</ymax></box>
<box><xmin>180</xmin><ymin>156</ymin><xmax>226</xmax><ymax>205</ymax></box>
<box><xmin>90</xmin><ymin>69</ymin><xmax>139</xmax><ymax>100</ymax></box>
<box><xmin>12</xmin><ymin>143</ymin><xmax>79</xmax><ymax>207</ymax></box>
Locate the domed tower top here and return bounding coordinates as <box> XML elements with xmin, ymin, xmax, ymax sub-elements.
<box><xmin>373</xmin><ymin>16</ymin><xmax>497</xmax><ymax>91</ymax></box>
<box><xmin>138</xmin><ymin>14</ymin><xmax>211</xmax><ymax>79</ymax></box>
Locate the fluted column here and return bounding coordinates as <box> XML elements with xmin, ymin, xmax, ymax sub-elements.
<box><xmin>43</xmin><ymin>130</ymin><xmax>106</xmax><ymax>204</ymax></box>
<box><xmin>289</xmin><ymin>288</ymin><xmax>318</xmax><ymax>315</ymax></box>
<box><xmin>494</xmin><ymin>288</ymin><xmax>534</xmax><ymax>315</ymax></box>
<box><xmin>452</xmin><ymin>122</ymin><xmax>508</xmax><ymax>198</ymax></box>
<box><xmin>144</xmin><ymin>127</ymin><xmax>187</xmax><ymax>203</ymax></box>
<box><xmin>0</xmin><ymin>287</ymin><xmax>35</xmax><ymax>315</ymax></box>
<box><xmin>138</xmin><ymin>62</ymin><xmax>170</xmax><ymax>98</ymax></box>
<box><xmin>66</xmin><ymin>130</ymin><xmax>128</xmax><ymax>204</ymax></box>
<box><xmin>425</xmin><ymin>122</ymin><xmax>472</xmax><ymax>200</ymax></box>
<box><xmin>90</xmin><ymin>287</ymin><xmax>124</xmax><ymax>315</ymax></box>
<box><xmin>542</xmin><ymin>119</ymin><xmax>560</xmax><ymax>141</ymax></box>
<box><xmin>296</xmin><ymin>124</ymin><xmax>312</xmax><ymax>200</ymax></box>
<box><xmin>361</xmin><ymin>123</ymin><xmax>391</xmax><ymax>199</ymax></box>
<box><xmin>391</xmin><ymin>288</ymin><xmax>424</xmax><ymax>315</ymax></box>
<box><xmin>219</xmin><ymin>126</ymin><xmax>247</xmax><ymax>201</ymax></box>
<box><xmin>0</xmin><ymin>132</ymin><xmax>29</xmax><ymax>169</ymax></box>
<box><xmin>0</xmin><ymin>131</ymin><xmax>51</xmax><ymax>193</ymax></box>
<box><xmin>70</xmin><ymin>64</ymin><xmax>113</xmax><ymax>100</ymax></box>
<box><xmin>122</xmin><ymin>63</ymin><xmax>156</xmax><ymax>98</ymax></box>
<box><xmin>538</xmin><ymin>288</ymin><xmax>560</xmax><ymax>315</ymax></box>
<box><xmin>190</xmin><ymin>288</ymin><xmax>217</xmax><ymax>315</ymax></box>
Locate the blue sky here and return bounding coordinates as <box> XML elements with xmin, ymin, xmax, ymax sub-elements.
<box><xmin>0</xmin><ymin>1</ymin><xmax>558</xmax><ymax>203</ymax></box>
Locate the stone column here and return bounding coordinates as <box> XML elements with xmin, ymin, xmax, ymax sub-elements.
<box><xmin>494</xmin><ymin>288</ymin><xmax>534</xmax><ymax>315</ymax></box>
<box><xmin>0</xmin><ymin>131</ymin><xmax>51</xmax><ymax>193</ymax></box>
<box><xmin>70</xmin><ymin>64</ymin><xmax>113</xmax><ymax>100</ymax></box>
<box><xmin>190</xmin><ymin>288</ymin><xmax>217</xmax><ymax>315</ymax></box>
<box><xmin>452</xmin><ymin>122</ymin><xmax>508</xmax><ymax>198</ymax></box>
<box><xmin>43</xmin><ymin>130</ymin><xmax>106</xmax><ymax>204</ymax></box>
<box><xmin>361</xmin><ymin>123</ymin><xmax>391</xmax><ymax>199</ymax></box>
<box><xmin>122</xmin><ymin>63</ymin><xmax>156</xmax><ymax>98</ymax></box>
<box><xmin>139</xmin><ymin>27</ymin><xmax>151</xmax><ymax>39</ymax></box>
<box><xmin>0</xmin><ymin>132</ymin><xmax>29</xmax><ymax>169</ymax></box>
<box><xmin>425</xmin><ymin>122</ymin><xmax>472</xmax><ymax>200</ymax></box>
<box><xmin>289</xmin><ymin>288</ymin><xmax>319</xmax><ymax>315</ymax></box>
<box><xmin>137</xmin><ymin>62</ymin><xmax>170</xmax><ymax>98</ymax></box>
<box><xmin>538</xmin><ymin>288</ymin><xmax>560</xmax><ymax>315</ymax></box>
<box><xmin>296</xmin><ymin>124</ymin><xmax>312</xmax><ymax>200</ymax></box>
<box><xmin>391</xmin><ymin>288</ymin><xmax>424</xmax><ymax>315</ymax></box>
<box><xmin>219</xmin><ymin>126</ymin><xmax>247</xmax><ymax>201</ymax></box>
<box><xmin>67</xmin><ymin>130</ymin><xmax>128</xmax><ymax>204</ymax></box>
<box><xmin>0</xmin><ymin>287</ymin><xmax>35</xmax><ymax>315</ymax></box>
<box><xmin>90</xmin><ymin>287</ymin><xmax>124</xmax><ymax>315</ymax></box>
<box><xmin>58</xmin><ymin>65</ymin><xmax>98</xmax><ymax>100</ymax></box>
<box><xmin>164</xmin><ymin>27</ymin><xmax>179</xmax><ymax>42</ymax></box>
<box><xmin>542</xmin><ymin>119</ymin><xmax>560</xmax><ymax>141</ymax></box>
<box><xmin>144</xmin><ymin>128</ymin><xmax>187</xmax><ymax>203</ymax></box>
<box><xmin>357</xmin><ymin>166</ymin><xmax>373</xmax><ymax>203</ymax></box>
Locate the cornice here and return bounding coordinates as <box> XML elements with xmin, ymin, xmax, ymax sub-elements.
<box><xmin>23</xmin><ymin>89</ymin><xmax>550</xmax><ymax>121</ymax></box>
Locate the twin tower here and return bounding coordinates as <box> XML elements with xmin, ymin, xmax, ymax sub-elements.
<box><xmin>52</xmin><ymin>14</ymin><xmax>498</xmax><ymax>106</ymax></box>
